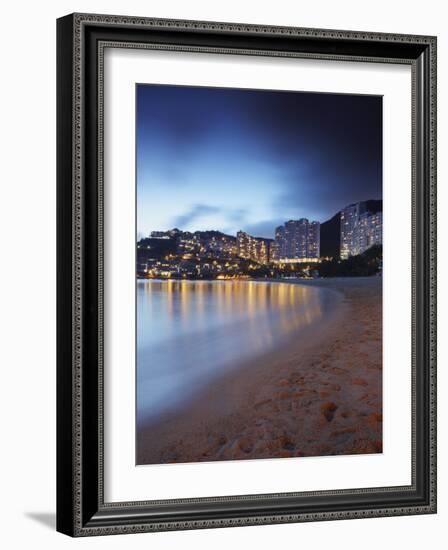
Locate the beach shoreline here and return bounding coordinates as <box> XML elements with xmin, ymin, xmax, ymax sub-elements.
<box><xmin>137</xmin><ymin>276</ymin><xmax>382</xmax><ymax>465</ymax></box>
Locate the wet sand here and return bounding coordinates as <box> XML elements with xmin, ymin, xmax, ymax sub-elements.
<box><xmin>137</xmin><ymin>277</ymin><xmax>382</xmax><ymax>465</ymax></box>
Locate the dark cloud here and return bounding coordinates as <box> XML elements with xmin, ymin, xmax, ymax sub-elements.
<box><xmin>249</xmin><ymin>93</ymin><xmax>383</xmax><ymax>221</ymax></box>
<box><xmin>226</xmin><ymin>208</ymin><xmax>248</xmax><ymax>223</ymax></box>
<box><xmin>273</xmin><ymin>163</ymin><xmax>382</xmax><ymax>222</ymax></box>
<box><xmin>172</xmin><ymin>204</ymin><xmax>221</xmax><ymax>229</ymax></box>
<box><xmin>138</xmin><ymin>85</ymin><xmax>382</xmax><ymax>234</ymax></box>
<box><xmin>172</xmin><ymin>204</ymin><xmax>250</xmax><ymax>231</ymax></box>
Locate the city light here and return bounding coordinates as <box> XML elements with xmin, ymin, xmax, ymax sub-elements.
<box><xmin>274</xmin><ymin>219</ymin><xmax>320</xmax><ymax>261</ymax></box>
<box><xmin>137</xmin><ymin>201</ymin><xmax>382</xmax><ymax>280</ymax></box>
<box><xmin>340</xmin><ymin>202</ymin><xmax>383</xmax><ymax>259</ymax></box>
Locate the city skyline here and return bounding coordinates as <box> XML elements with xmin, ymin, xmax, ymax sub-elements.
<box><xmin>137</xmin><ymin>84</ymin><xmax>382</xmax><ymax>240</ymax></box>
<box><xmin>140</xmin><ymin>196</ymin><xmax>382</xmax><ymax>256</ymax></box>
<box><xmin>137</xmin><ymin>199</ymin><xmax>382</xmax><ymax>281</ymax></box>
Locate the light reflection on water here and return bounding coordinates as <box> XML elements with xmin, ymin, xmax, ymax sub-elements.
<box><xmin>137</xmin><ymin>280</ymin><xmax>335</xmax><ymax>424</ymax></box>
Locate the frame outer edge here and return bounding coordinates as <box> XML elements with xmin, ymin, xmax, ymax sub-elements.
<box><xmin>428</xmin><ymin>35</ymin><xmax>437</xmax><ymax>514</ymax></box>
<box><xmin>56</xmin><ymin>13</ymin><xmax>77</xmax><ymax>537</ymax></box>
<box><xmin>72</xmin><ymin>12</ymin><xmax>435</xmax><ymax>44</ymax></box>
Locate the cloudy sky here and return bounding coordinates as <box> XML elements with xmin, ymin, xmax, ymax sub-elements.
<box><xmin>136</xmin><ymin>84</ymin><xmax>382</xmax><ymax>239</ymax></box>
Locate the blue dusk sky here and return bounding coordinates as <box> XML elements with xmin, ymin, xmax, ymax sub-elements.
<box><xmin>136</xmin><ymin>84</ymin><xmax>382</xmax><ymax>239</ymax></box>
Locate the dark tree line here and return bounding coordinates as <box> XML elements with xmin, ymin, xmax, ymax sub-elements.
<box><xmin>319</xmin><ymin>245</ymin><xmax>382</xmax><ymax>277</ymax></box>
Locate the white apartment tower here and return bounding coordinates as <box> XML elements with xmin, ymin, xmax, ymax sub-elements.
<box><xmin>340</xmin><ymin>202</ymin><xmax>382</xmax><ymax>259</ymax></box>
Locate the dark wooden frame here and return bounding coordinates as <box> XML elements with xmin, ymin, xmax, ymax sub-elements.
<box><xmin>57</xmin><ymin>13</ymin><xmax>437</xmax><ymax>537</ymax></box>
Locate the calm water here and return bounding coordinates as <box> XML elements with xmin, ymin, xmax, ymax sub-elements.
<box><xmin>137</xmin><ymin>280</ymin><xmax>338</xmax><ymax>425</ymax></box>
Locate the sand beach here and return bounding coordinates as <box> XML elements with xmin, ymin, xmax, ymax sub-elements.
<box><xmin>137</xmin><ymin>276</ymin><xmax>382</xmax><ymax>465</ymax></box>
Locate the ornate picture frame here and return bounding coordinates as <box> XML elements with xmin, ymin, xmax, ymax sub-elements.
<box><xmin>57</xmin><ymin>13</ymin><xmax>436</xmax><ymax>536</ymax></box>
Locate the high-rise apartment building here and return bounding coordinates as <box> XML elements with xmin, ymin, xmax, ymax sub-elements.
<box><xmin>358</xmin><ymin>211</ymin><xmax>382</xmax><ymax>253</ymax></box>
<box><xmin>307</xmin><ymin>221</ymin><xmax>320</xmax><ymax>259</ymax></box>
<box><xmin>236</xmin><ymin>231</ymin><xmax>272</xmax><ymax>265</ymax></box>
<box><xmin>340</xmin><ymin>202</ymin><xmax>382</xmax><ymax>259</ymax></box>
<box><xmin>273</xmin><ymin>219</ymin><xmax>320</xmax><ymax>261</ymax></box>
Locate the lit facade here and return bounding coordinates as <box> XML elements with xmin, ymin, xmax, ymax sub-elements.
<box><xmin>177</xmin><ymin>232</ymin><xmax>199</xmax><ymax>255</ymax></box>
<box><xmin>340</xmin><ymin>202</ymin><xmax>382</xmax><ymax>259</ymax></box>
<box><xmin>273</xmin><ymin>219</ymin><xmax>320</xmax><ymax>261</ymax></box>
<box><xmin>236</xmin><ymin>231</ymin><xmax>272</xmax><ymax>264</ymax></box>
<box><xmin>308</xmin><ymin>221</ymin><xmax>320</xmax><ymax>259</ymax></box>
<box><xmin>202</xmin><ymin>234</ymin><xmax>238</xmax><ymax>258</ymax></box>
<box><xmin>358</xmin><ymin>211</ymin><xmax>382</xmax><ymax>253</ymax></box>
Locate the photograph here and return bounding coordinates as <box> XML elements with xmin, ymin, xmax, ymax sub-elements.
<box><xmin>135</xmin><ymin>84</ymin><xmax>383</xmax><ymax>465</ymax></box>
